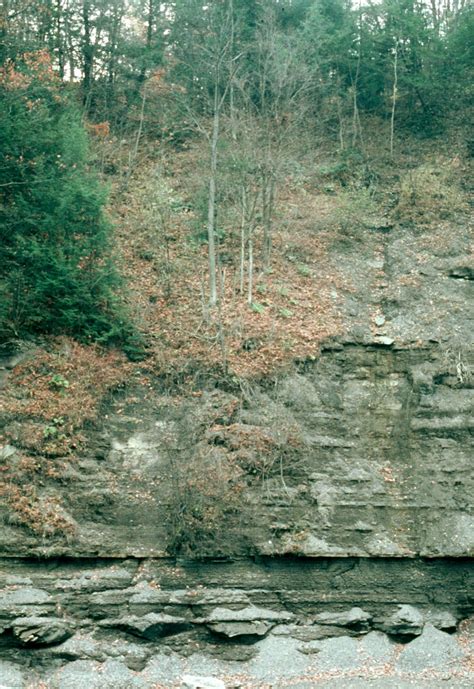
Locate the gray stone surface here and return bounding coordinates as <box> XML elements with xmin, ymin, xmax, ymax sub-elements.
<box><xmin>0</xmin><ymin>623</ymin><xmax>472</xmax><ymax>688</ymax></box>
<box><xmin>0</xmin><ymin>587</ymin><xmax>52</xmax><ymax>608</ymax></box>
<box><xmin>314</xmin><ymin>607</ymin><xmax>372</xmax><ymax>630</ymax></box>
<box><xmin>181</xmin><ymin>676</ymin><xmax>226</xmax><ymax>689</ymax></box>
<box><xmin>280</xmin><ymin>682</ymin><xmax>473</xmax><ymax>689</ymax></box>
<box><xmin>51</xmin><ymin>634</ymin><xmax>150</xmax><ymax>670</ymax></box>
<box><xmin>208</xmin><ymin>619</ymin><xmax>273</xmax><ymax>638</ymax></box>
<box><xmin>114</xmin><ymin>612</ymin><xmax>190</xmax><ymax>639</ymax></box>
<box><xmin>381</xmin><ymin>605</ymin><xmax>424</xmax><ymax>637</ymax></box>
<box><xmin>206</xmin><ymin>605</ymin><xmax>293</xmax><ymax>638</ymax></box>
<box><xmin>248</xmin><ymin>635</ymin><xmax>311</xmax><ymax>679</ymax></box>
<box><xmin>358</xmin><ymin>630</ymin><xmax>398</xmax><ymax>664</ymax></box>
<box><xmin>142</xmin><ymin>653</ymin><xmax>186</xmax><ymax>684</ymax></box>
<box><xmin>50</xmin><ymin>659</ymin><xmax>147</xmax><ymax>689</ymax></box>
<box><xmin>396</xmin><ymin>624</ymin><xmax>465</xmax><ymax>671</ymax></box>
<box><xmin>12</xmin><ymin>616</ymin><xmax>72</xmax><ymax>645</ymax></box>
<box><xmin>310</xmin><ymin>635</ymin><xmax>361</xmax><ymax>671</ymax></box>
<box><xmin>0</xmin><ymin>661</ymin><xmax>25</xmax><ymax>689</ymax></box>
<box><xmin>425</xmin><ymin>609</ymin><xmax>457</xmax><ymax>631</ymax></box>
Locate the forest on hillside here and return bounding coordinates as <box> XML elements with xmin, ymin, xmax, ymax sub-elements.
<box><xmin>0</xmin><ymin>0</ymin><xmax>472</xmax><ymax>363</ymax></box>
<box><xmin>0</xmin><ymin>0</ymin><xmax>473</xmax><ymax>546</ymax></box>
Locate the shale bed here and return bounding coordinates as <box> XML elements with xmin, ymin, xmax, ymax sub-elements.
<box><xmin>1</xmin><ymin>325</ymin><xmax>473</xmax><ymax>685</ymax></box>
<box><xmin>0</xmin><ymin>555</ymin><xmax>473</xmax><ymax>688</ymax></box>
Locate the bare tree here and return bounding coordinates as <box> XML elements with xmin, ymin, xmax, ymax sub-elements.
<box><xmin>390</xmin><ymin>39</ymin><xmax>399</xmax><ymax>157</ymax></box>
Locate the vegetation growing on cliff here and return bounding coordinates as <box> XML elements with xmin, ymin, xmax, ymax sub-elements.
<box><xmin>0</xmin><ymin>0</ymin><xmax>472</xmax><ymax>541</ymax></box>
<box><xmin>0</xmin><ymin>1</ymin><xmax>471</xmax><ymax>364</ymax></box>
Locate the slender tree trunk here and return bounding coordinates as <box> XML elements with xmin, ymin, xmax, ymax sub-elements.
<box><xmin>55</xmin><ymin>0</ymin><xmax>65</xmax><ymax>79</ymax></box>
<box><xmin>337</xmin><ymin>94</ymin><xmax>345</xmax><ymax>152</ymax></box>
<box><xmin>239</xmin><ymin>187</ymin><xmax>246</xmax><ymax>294</ymax></box>
<box><xmin>351</xmin><ymin>70</ymin><xmax>361</xmax><ymax>147</ymax></box>
<box><xmin>228</xmin><ymin>0</ymin><xmax>237</xmax><ymax>141</ymax></box>
<box><xmin>63</xmin><ymin>0</ymin><xmax>75</xmax><ymax>82</ymax></box>
<box><xmin>390</xmin><ymin>40</ymin><xmax>398</xmax><ymax>157</ymax></box>
<box><xmin>216</xmin><ymin>269</ymin><xmax>227</xmax><ymax>372</ymax></box>
<box><xmin>429</xmin><ymin>0</ymin><xmax>440</xmax><ymax>33</ymax></box>
<box><xmin>82</xmin><ymin>0</ymin><xmax>93</xmax><ymax>109</ymax></box>
<box><xmin>262</xmin><ymin>164</ymin><xmax>275</xmax><ymax>268</ymax></box>
<box><xmin>123</xmin><ymin>83</ymin><xmax>147</xmax><ymax>190</ymax></box>
<box><xmin>352</xmin><ymin>7</ymin><xmax>364</xmax><ymax>149</ymax></box>
<box><xmin>106</xmin><ymin>2</ymin><xmax>124</xmax><ymax>112</ymax></box>
<box><xmin>247</xmin><ymin>230</ymin><xmax>253</xmax><ymax>306</ymax></box>
<box><xmin>137</xmin><ymin>0</ymin><xmax>154</xmax><ymax>91</ymax></box>
<box><xmin>207</xmin><ymin>91</ymin><xmax>219</xmax><ymax>307</ymax></box>
<box><xmin>39</xmin><ymin>0</ymin><xmax>52</xmax><ymax>44</ymax></box>
<box><xmin>0</xmin><ymin>0</ymin><xmax>9</xmax><ymax>64</ymax></box>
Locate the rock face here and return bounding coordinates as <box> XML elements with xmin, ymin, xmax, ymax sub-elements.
<box><xmin>396</xmin><ymin>624</ymin><xmax>466</xmax><ymax>671</ymax></box>
<box><xmin>0</xmin><ymin>557</ymin><xmax>472</xmax><ymax>684</ymax></box>
<box><xmin>11</xmin><ymin>616</ymin><xmax>72</xmax><ymax>646</ymax></box>
<box><xmin>181</xmin><ymin>676</ymin><xmax>226</xmax><ymax>689</ymax></box>
<box><xmin>0</xmin><ymin>342</ymin><xmax>473</xmax><ymax>682</ymax></box>
<box><xmin>1</xmin><ymin>343</ymin><xmax>472</xmax><ymax>561</ymax></box>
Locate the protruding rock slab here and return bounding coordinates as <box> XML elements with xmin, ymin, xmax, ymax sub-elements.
<box><xmin>381</xmin><ymin>604</ymin><xmax>424</xmax><ymax>637</ymax></box>
<box><xmin>314</xmin><ymin>607</ymin><xmax>372</xmax><ymax>631</ymax></box>
<box><xmin>206</xmin><ymin>605</ymin><xmax>294</xmax><ymax>639</ymax></box>
<box><xmin>11</xmin><ymin>616</ymin><xmax>73</xmax><ymax>646</ymax></box>
<box><xmin>113</xmin><ymin>612</ymin><xmax>191</xmax><ymax>639</ymax></box>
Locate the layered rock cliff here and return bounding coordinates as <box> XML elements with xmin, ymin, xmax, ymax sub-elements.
<box><xmin>0</xmin><ymin>151</ymin><xmax>473</xmax><ymax>686</ymax></box>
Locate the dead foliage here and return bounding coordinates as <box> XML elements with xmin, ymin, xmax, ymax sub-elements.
<box><xmin>0</xmin><ymin>338</ymin><xmax>131</xmax><ymax>536</ymax></box>
<box><xmin>112</xmin><ymin>148</ymin><xmax>348</xmax><ymax>379</ymax></box>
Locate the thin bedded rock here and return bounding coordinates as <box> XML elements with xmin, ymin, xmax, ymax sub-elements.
<box><xmin>113</xmin><ymin>612</ymin><xmax>191</xmax><ymax>639</ymax></box>
<box><xmin>380</xmin><ymin>604</ymin><xmax>424</xmax><ymax>636</ymax></box>
<box><xmin>314</xmin><ymin>607</ymin><xmax>372</xmax><ymax>631</ymax></box>
<box><xmin>12</xmin><ymin>616</ymin><xmax>73</xmax><ymax>645</ymax></box>
<box><xmin>206</xmin><ymin>605</ymin><xmax>293</xmax><ymax>639</ymax></box>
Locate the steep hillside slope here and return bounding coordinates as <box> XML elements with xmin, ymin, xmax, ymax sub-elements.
<box><xmin>0</xmin><ymin>128</ymin><xmax>473</xmax><ymax>686</ymax></box>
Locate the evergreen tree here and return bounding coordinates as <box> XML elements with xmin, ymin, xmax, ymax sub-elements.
<box><xmin>0</xmin><ymin>50</ymin><xmax>136</xmax><ymax>348</ymax></box>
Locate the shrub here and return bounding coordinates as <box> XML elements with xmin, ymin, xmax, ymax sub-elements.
<box><xmin>395</xmin><ymin>159</ymin><xmax>467</xmax><ymax>224</ymax></box>
<box><xmin>165</xmin><ymin>449</ymin><xmax>248</xmax><ymax>559</ymax></box>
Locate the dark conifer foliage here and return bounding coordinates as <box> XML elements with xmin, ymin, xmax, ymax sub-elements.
<box><xmin>0</xmin><ymin>51</ymin><xmax>134</xmax><ymax>348</ymax></box>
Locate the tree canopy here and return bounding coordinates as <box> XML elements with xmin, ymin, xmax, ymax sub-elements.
<box><xmin>0</xmin><ymin>0</ymin><xmax>472</xmax><ymax>347</ymax></box>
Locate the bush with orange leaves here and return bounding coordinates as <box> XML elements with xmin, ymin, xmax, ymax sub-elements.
<box><xmin>0</xmin><ymin>339</ymin><xmax>131</xmax><ymax>538</ymax></box>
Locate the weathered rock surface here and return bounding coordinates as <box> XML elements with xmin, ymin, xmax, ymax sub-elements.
<box><xmin>381</xmin><ymin>604</ymin><xmax>425</xmax><ymax>637</ymax></box>
<box><xmin>48</xmin><ymin>659</ymin><xmax>148</xmax><ymax>689</ymax></box>
<box><xmin>11</xmin><ymin>616</ymin><xmax>72</xmax><ymax>645</ymax></box>
<box><xmin>181</xmin><ymin>676</ymin><xmax>226</xmax><ymax>689</ymax></box>
<box><xmin>396</xmin><ymin>624</ymin><xmax>465</xmax><ymax>671</ymax></box>
<box><xmin>1</xmin><ymin>344</ymin><xmax>473</xmax><ymax>561</ymax></box>
<box><xmin>112</xmin><ymin>612</ymin><xmax>191</xmax><ymax>639</ymax></box>
<box><xmin>206</xmin><ymin>605</ymin><xmax>293</xmax><ymax>638</ymax></box>
<box><xmin>313</xmin><ymin>607</ymin><xmax>372</xmax><ymax>631</ymax></box>
<box><xmin>0</xmin><ymin>557</ymin><xmax>472</xmax><ymax>686</ymax></box>
<box><xmin>0</xmin><ymin>225</ymin><xmax>473</xmax><ymax>686</ymax></box>
<box><xmin>0</xmin><ymin>661</ymin><xmax>25</xmax><ymax>689</ymax></box>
